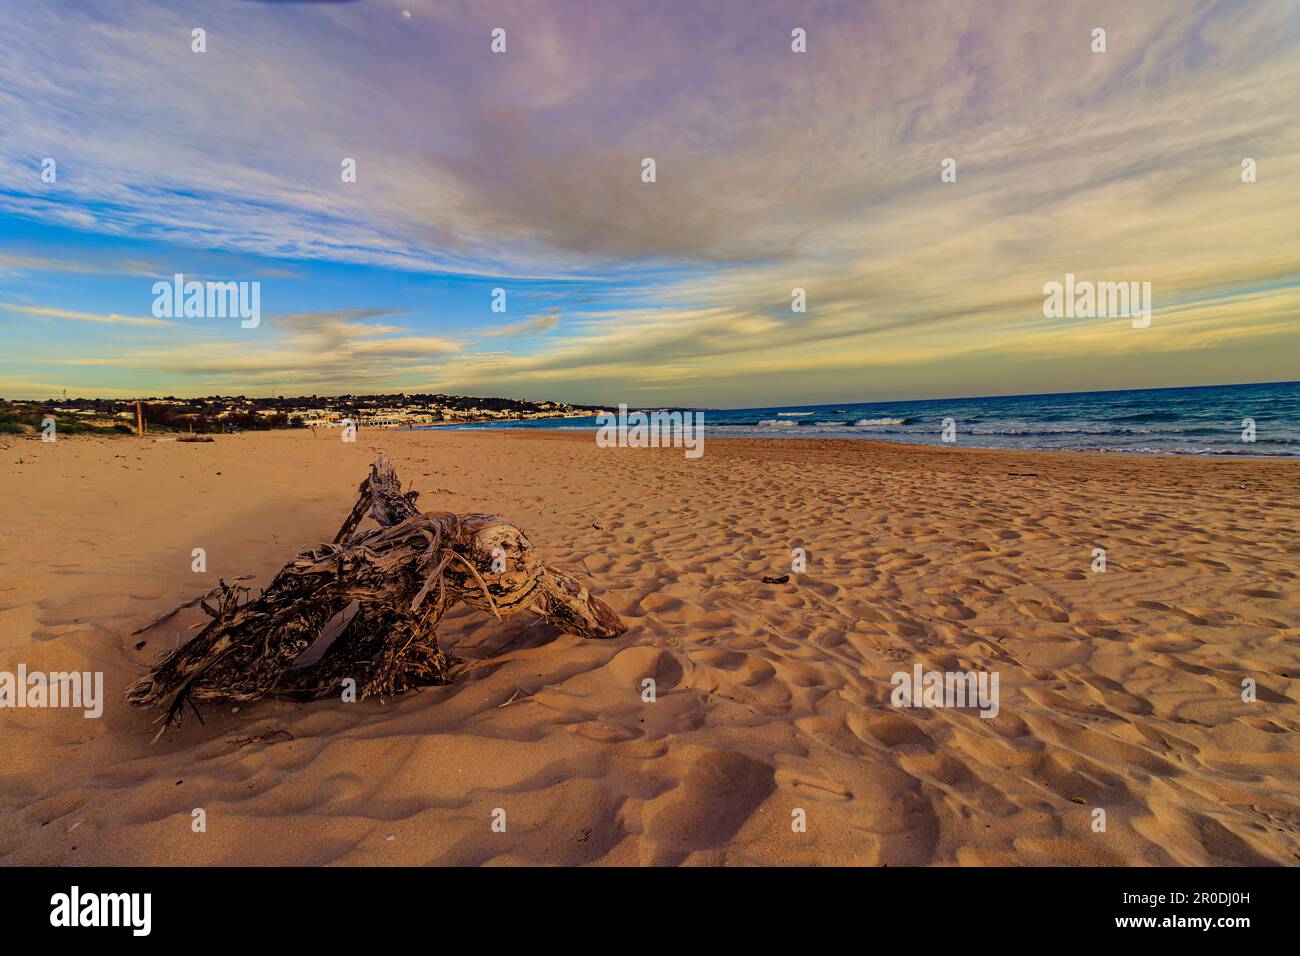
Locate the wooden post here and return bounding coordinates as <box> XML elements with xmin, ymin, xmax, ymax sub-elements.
<box><xmin>135</xmin><ymin>400</ymin><xmax>144</xmax><ymax>437</ymax></box>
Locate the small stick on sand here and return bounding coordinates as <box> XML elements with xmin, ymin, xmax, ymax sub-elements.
<box><xmin>497</xmin><ymin>689</ymin><xmax>529</xmax><ymax>708</ymax></box>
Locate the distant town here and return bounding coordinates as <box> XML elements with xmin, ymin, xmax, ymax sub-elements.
<box><xmin>0</xmin><ymin>393</ymin><xmax>608</xmax><ymax>437</ymax></box>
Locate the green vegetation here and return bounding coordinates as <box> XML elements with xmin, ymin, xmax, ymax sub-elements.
<box><xmin>0</xmin><ymin>405</ymin><xmax>137</xmax><ymax>438</ymax></box>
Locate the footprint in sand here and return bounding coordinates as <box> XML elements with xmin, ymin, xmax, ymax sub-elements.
<box><xmin>854</xmin><ymin>712</ymin><xmax>934</xmax><ymax>748</ymax></box>
<box><xmin>1013</xmin><ymin>598</ymin><xmax>1070</xmax><ymax>624</ymax></box>
<box><xmin>643</xmin><ymin>749</ymin><xmax>776</xmax><ymax>853</ymax></box>
<box><xmin>605</xmin><ymin>646</ymin><xmax>683</xmax><ymax>693</ymax></box>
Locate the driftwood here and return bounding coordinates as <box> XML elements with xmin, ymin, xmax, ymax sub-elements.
<box><xmin>127</xmin><ymin>454</ymin><xmax>625</xmax><ymax>732</ymax></box>
<box><xmin>128</xmin><ymin>574</ymin><xmax>255</xmax><ymax>636</ymax></box>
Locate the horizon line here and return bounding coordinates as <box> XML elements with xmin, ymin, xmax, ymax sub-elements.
<box><xmin>6</xmin><ymin>378</ymin><xmax>1296</xmax><ymax>411</ymax></box>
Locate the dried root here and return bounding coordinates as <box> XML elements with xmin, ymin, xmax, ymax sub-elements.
<box><xmin>127</xmin><ymin>454</ymin><xmax>626</xmax><ymax>733</ymax></box>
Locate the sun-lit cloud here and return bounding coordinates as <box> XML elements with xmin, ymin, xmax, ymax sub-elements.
<box><xmin>481</xmin><ymin>310</ymin><xmax>560</xmax><ymax>338</ymax></box>
<box><xmin>0</xmin><ymin>302</ymin><xmax>173</xmax><ymax>328</ymax></box>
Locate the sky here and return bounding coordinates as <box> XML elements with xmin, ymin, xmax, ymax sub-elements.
<box><xmin>1</xmin><ymin>0</ymin><xmax>1298</xmax><ymax>407</ymax></box>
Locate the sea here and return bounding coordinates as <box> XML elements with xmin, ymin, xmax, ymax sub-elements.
<box><xmin>445</xmin><ymin>381</ymin><xmax>1300</xmax><ymax>457</ymax></box>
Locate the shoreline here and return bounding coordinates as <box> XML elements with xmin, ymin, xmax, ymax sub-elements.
<box><xmin>31</xmin><ymin>425</ymin><xmax>1300</xmax><ymax>461</ymax></box>
<box><xmin>23</xmin><ymin>426</ymin><xmax>1300</xmax><ymax>466</ymax></box>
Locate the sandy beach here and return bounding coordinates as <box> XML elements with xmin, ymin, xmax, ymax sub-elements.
<box><xmin>0</xmin><ymin>429</ymin><xmax>1296</xmax><ymax>866</ymax></box>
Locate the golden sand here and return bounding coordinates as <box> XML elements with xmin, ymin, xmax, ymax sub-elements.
<box><xmin>1</xmin><ymin>429</ymin><xmax>1296</xmax><ymax>865</ymax></box>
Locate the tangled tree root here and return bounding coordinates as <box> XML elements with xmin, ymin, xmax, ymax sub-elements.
<box><xmin>126</xmin><ymin>454</ymin><xmax>626</xmax><ymax>734</ymax></box>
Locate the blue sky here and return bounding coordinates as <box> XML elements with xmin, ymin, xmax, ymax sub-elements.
<box><xmin>2</xmin><ymin>0</ymin><xmax>1298</xmax><ymax>404</ymax></box>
